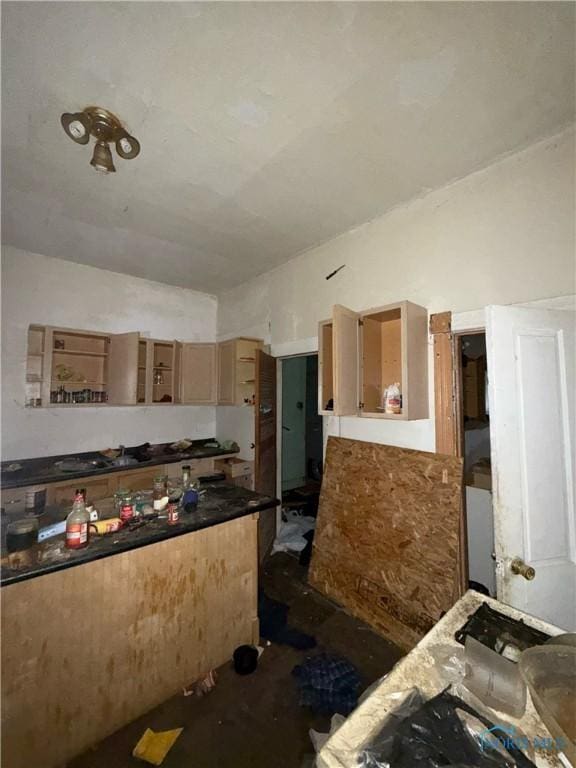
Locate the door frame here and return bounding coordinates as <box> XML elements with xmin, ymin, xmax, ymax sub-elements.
<box><xmin>273</xmin><ymin>342</ymin><xmax>320</xmax><ymax>534</ymax></box>
<box><xmin>433</xmin><ymin>294</ymin><xmax>575</xmax><ymax>601</ymax></box>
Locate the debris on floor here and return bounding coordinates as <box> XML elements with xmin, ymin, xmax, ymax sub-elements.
<box><xmin>272</xmin><ymin>509</ymin><xmax>316</xmax><ymax>555</ymax></box>
<box><xmin>183</xmin><ymin>670</ymin><xmax>217</xmax><ymax>697</ymax></box>
<box><xmin>259</xmin><ymin>589</ymin><xmax>316</xmax><ymax>650</ymax></box>
<box><xmin>292</xmin><ymin>653</ymin><xmax>362</xmax><ymax>715</ymax></box>
<box><xmin>132</xmin><ymin>727</ymin><xmax>183</xmax><ymax>766</ymax></box>
<box><xmin>233</xmin><ymin>645</ymin><xmax>259</xmax><ymax>675</ymax></box>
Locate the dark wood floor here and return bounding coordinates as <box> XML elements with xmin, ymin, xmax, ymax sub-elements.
<box><xmin>69</xmin><ymin>553</ymin><xmax>402</xmax><ymax>768</ymax></box>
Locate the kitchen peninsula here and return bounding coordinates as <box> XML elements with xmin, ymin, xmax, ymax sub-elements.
<box><xmin>1</xmin><ymin>443</ymin><xmax>277</xmax><ymax>768</ymax></box>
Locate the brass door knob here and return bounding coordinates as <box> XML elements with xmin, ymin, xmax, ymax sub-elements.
<box><xmin>511</xmin><ymin>557</ymin><xmax>536</xmax><ymax>581</ymax></box>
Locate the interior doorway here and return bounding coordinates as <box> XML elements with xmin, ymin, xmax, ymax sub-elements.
<box><xmin>455</xmin><ymin>331</ymin><xmax>496</xmax><ymax>596</ymax></box>
<box><xmin>276</xmin><ymin>354</ymin><xmax>323</xmax><ymax>565</ymax></box>
<box><xmin>281</xmin><ymin>355</ymin><xmax>323</xmax><ymax>492</ymax></box>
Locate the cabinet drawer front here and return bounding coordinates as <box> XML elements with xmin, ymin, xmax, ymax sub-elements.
<box><xmin>163</xmin><ymin>459</ymin><xmax>214</xmax><ymax>479</ymax></box>
<box><xmin>48</xmin><ymin>476</ymin><xmax>113</xmax><ymax>507</ymax></box>
<box><xmin>116</xmin><ymin>470</ymin><xmax>159</xmax><ymax>493</ymax></box>
<box><xmin>227</xmin><ymin>461</ymin><xmax>253</xmax><ymax>478</ymax></box>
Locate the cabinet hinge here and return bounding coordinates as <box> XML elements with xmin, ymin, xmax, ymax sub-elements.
<box><xmin>359</xmin><ymin>401</ymin><xmax>364</xmax><ymax>409</ymax></box>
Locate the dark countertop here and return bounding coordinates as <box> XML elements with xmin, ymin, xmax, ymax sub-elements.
<box><xmin>1</xmin><ymin>481</ymin><xmax>277</xmax><ymax>587</ymax></box>
<box><xmin>0</xmin><ymin>439</ymin><xmax>238</xmax><ymax>490</ymax></box>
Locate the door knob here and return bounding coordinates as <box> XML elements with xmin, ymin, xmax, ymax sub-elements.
<box><xmin>510</xmin><ymin>557</ymin><xmax>536</xmax><ymax>581</ymax></box>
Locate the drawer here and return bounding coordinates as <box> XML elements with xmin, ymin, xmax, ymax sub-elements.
<box><xmin>47</xmin><ymin>475</ymin><xmax>115</xmax><ymax>507</ymax></box>
<box><xmin>163</xmin><ymin>458</ymin><xmax>214</xmax><ymax>479</ymax></box>
<box><xmin>215</xmin><ymin>458</ymin><xmax>253</xmax><ymax>479</ymax></box>
<box><xmin>115</xmin><ymin>469</ymin><xmax>159</xmax><ymax>493</ymax></box>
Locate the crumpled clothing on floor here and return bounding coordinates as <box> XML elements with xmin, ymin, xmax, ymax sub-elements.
<box><xmin>258</xmin><ymin>589</ymin><xmax>317</xmax><ymax>650</ymax></box>
<box><xmin>292</xmin><ymin>653</ymin><xmax>362</xmax><ymax>715</ymax></box>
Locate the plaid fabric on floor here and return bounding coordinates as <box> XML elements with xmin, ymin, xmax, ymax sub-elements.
<box><xmin>292</xmin><ymin>653</ymin><xmax>361</xmax><ymax>715</ymax></box>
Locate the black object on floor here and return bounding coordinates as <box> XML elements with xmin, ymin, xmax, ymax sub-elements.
<box><xmin>455</xmin><ymin>602</ymin><xmax>551</xmax><ymax>656</ymax></box>
<box><xmin>299</xmin><ymin>529</ymin><xmax>315</xmax><ymax>567</ymax></box>
<box><xmin>233</xmin><ymin>645</ymin><xmax>259</xmax><ymax>675</ymax></box>
<box><xmin>360</xmin><ymin>688</ymin><xmax>537</xmax><ymax>768</ymax></box>
<box><xmin>292</xmin><ymin>653</ymin><xmax>361</xmax><ymax>715</ymax></box>
<box><xmin>259</xmin><ymin>590</ymin><xmax>317</xmax><ymax>650</ymax></box>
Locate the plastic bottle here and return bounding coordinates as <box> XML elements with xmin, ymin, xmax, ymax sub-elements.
<box><xmin>65</xmin><ymin>491</ymin><xmax>90</xmax><ymax>549</ymax></box>
<box><xmin>384</xmin><ymin>382</ymin><xmax>402</xmax><ymax>414</ymax></box>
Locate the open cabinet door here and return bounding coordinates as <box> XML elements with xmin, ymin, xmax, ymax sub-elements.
<box><xmin>333</xmin><ymin>304</ymin><xmax>359</xmax><ymax>416</ymax></box>
<box><xmin>487</xmin><ymin>305</ymin><xmax>575</xmax><ymax>629</ymax></box>
<box><xmin>108</xmin><ymin>332</ymin><xmax>139</xmax><ymax>405</ymax></box>
<box><xmin>255</xmin><ymin>349</ymin><xmax>277</xmax><ymax>560</ymax></box>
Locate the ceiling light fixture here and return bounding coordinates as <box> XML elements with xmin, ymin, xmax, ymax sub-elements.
<box><xmin>60</xmin><ymin>106</ymin><xmax>140</xmax><ymax>174</ymax></box>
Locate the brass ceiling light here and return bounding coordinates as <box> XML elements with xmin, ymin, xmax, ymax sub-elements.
<box><xmin>60</xmin><ymin>106</ymin><xmax>140</xmax><ymax>174</ymax></box>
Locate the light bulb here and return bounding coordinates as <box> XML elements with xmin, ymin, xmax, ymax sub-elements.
<box><xmin>68</xmin><ymin>120</ymin><xmax>86</xmax><ymax>140</ymax></box>
<box><xmin>119</xmin><ymin>137</ymin><xmax>132</xmax><ymax>154</ymax></box>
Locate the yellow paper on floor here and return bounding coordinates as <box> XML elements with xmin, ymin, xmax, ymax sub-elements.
<box><xmin>133</xmin><ymin>727</ymin><xmax>183</xmax><ymax>766</ymax></box>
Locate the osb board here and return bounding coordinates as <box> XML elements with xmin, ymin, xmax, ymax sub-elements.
<box><xmin>309</xmin><ymin>437</ymin><xmax>463</xmax><ymax>651</ymax></box>
<box><xmin>1</xmin><ymin>514</ymin><xmax>259</xmax><ymax>768</ymax></box>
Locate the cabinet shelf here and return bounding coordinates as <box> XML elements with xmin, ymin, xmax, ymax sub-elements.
<box><xmin>53</xmin><ymin>349</ymin><xmax>108</xmax><ymax>357</ymax></box>
<box><xmin>52</xmin><ymin>380</ymin><xmax>106</xmax><ymax>385</ymax></box>
<box><xmin>319</xmin><ymin>301</ymin><xmax>428</xmax><ymax>420</ymax></box>
<box><xmin>218</xmin><ymin>338</ymin><xmax>263</xmax><ymax>405</ymax></box>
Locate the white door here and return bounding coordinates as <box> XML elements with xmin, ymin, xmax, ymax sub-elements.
<box><xmin>486</xmin><ymin>305</ymin><xmax>575</xmax><ymax>629</ymax></box>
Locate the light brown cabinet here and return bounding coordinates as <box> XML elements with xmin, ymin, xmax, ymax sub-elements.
<box><xmin>180</xmin><ymin>343</ymin><xmax>217</xmax><ymax>404</ymax></box>
<box><xmin>318</xmin><ymin>301</ymin><xmax>428</xmax><ymax>420</ymax></box>
<box><xmin>26</xmin><ymin>325</ymin><xmax>220</xmax><ymax>408</ymax></box>
<box><xmin>218</xmin><ymin>338</ymin><xmax>264</xmax><ymax>406</ymax></box>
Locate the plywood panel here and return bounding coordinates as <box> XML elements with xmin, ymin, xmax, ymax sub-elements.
<box><xmin>1</xmin><ymin>514</ymin><xmax>259</xmax><ymax>768</ymax></box>
<box><xmin>309</xmin><ymin>437</ymin><xmax>463</xmax><ymax>650</ymax></box>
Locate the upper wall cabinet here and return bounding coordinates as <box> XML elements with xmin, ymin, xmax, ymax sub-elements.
<box><xmin>318</xmin><ymin>301</ymin><xmax>428</xmax><ymax>420</ymax></box>
<box><xmin>180</xmin><ymin>343</ymin><xmax>217</xmax><ymax>404</ymax></box>
<box><xmin>26</xmin><ymin>325</ymin><xmax>219</xmax><ymax>408</ymax></box>
<box><xmin>218</xmin><ymin>337</ymin><xmax>264</xmax><ymax>406</ymax></box>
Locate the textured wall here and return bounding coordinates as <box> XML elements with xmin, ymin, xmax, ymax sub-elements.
<box><xmin>218</xmin><ymin>127</ymin><xmax>576</xmax><ymax>453</ymax></box>
<box><xmin>1</xmin><ymin>248</ymin><xmax>218</xmax><ymax>459</ymax></box>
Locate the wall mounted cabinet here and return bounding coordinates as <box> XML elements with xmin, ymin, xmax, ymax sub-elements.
<box><xmin>218</xmin><ymin>338</ymin><xmax>264</xmax><ymax>406</ymax></box>
<box><xmin>318</xmin><ymin>301</ymin><xmax>428</xmax><ymax>420</ymax></box>
<box><xmin>25</xmin><ymin>325</ymin><xmax>226</xmax><ymax>408</ymax></box>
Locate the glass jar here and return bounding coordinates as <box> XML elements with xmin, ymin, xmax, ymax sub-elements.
<box><xmin>153</xmin><ymin>477</ymin><xmax>167</xmax><ymax>511</ymax></box>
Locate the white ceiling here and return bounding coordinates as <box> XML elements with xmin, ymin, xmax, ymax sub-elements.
<box><xmin>2</xmin><ymin>2</ymin><xmax>574</xmax><ymax>294</ymax></box>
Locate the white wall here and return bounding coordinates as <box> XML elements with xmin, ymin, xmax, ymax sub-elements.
<box><xmin>218</xmin><ymin>126</ymin><xmax>576</xmax><ymax>453</ymax></box>
<box><xmin>1</xmin><ymin>248</ymin><xmax>218</xmax><ymax>459</ymax></box>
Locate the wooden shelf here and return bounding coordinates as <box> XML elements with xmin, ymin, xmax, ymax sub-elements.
<box><xmin>52</xmin><ymin>380</ymin><xmax>106</xmax><ymax>385</ymax></box>
<box><xmin>53</xmin><ymin>350</ymin><xmax>108</xmax><ymax>357</ymax></box>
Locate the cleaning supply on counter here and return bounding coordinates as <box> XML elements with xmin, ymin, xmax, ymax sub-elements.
<box><xmin>65</xmin><ymin>491</ymin><xmax>90</xmax><ymax>549</ymax></box>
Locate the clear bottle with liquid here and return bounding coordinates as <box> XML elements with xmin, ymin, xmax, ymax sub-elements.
<box><xmin>65</xmin><ymin>491</ymin><xmax>90</xmax><ymax>550</ymax></box>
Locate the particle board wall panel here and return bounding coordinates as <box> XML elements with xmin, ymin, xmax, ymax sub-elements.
<box><xmin>1</xmin><ymin>513</ymin><xmax>259</xmax><ymax>768</ymax></box>
<box><xmin>309</xmin><ymin>437</ymin><xmax>463</xmax><ymax>651</ymax></box>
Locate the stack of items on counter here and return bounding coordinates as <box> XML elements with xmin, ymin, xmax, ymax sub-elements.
<box><xmin>4</xmin><ymin>464</ymin><xmax>203</xmax><ymax>568</ymax></box>
<box><xmin>64</xmin><ymin>464</ymin><xmax>202</xmax><ymax>549</ymax></box>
